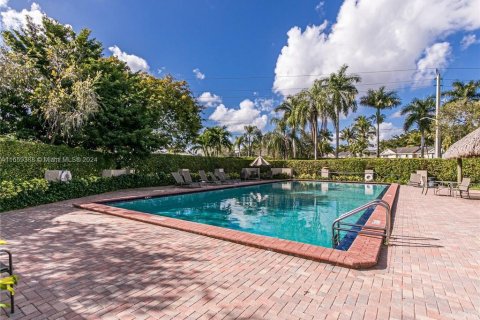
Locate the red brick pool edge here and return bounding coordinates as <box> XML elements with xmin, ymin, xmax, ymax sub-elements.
<box><xmin>74</xmin><ymin>182</ymin><xmax>399</xmax><ymax>269</ymax></box>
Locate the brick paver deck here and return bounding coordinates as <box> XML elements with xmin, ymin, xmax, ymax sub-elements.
<box><xmin>1</xmin><ymin>184</ymin><xmax>479</xmax><ymax>319</ymax></box>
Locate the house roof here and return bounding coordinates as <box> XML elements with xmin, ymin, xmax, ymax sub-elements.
<box><xmin>381</xmin><ymin>146</ymin><xmax>435</xmax><ymax>155</ymax></box>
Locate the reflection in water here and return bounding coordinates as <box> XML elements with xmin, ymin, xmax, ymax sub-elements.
<box><xmin>112</xmin><ymin>181</ymin><xmax>387</xmax><ymax>247</ymax></box>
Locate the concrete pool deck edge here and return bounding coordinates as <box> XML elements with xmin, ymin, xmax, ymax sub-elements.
<box><xmin>74</xmin><ymin>181</ymin><xmax>399</xmax><ymax>269</ymax></box>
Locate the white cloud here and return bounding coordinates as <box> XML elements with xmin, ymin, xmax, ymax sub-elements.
<box><xmin>390</xmin><ymin>110</ymin><xmax>403</xmax><ymax>119</ymax></box>
<box><xmin>315</xmin><ymin>1</ymin><xmax>325</xmax><ymax>15</ymax></box>
<box><xmin>192</xmin><ymin>68</ymin><xmax>205</xmax><ymax>80</ymax></box>
<box><xmin>197</xmin><ymin>92</ymin><xmax>222</xmax><ymax>107</ymax></box>
<box><xmin>0</xmin><ymin>2</ymin><xmax>44</xmax><ymax>31</ymax></box>
<box><xmin>254</xmin><ymin>98</ymin><xmax>275</xmax><ymax>112</ymax></box>
<box><xmin>108</xmin><ymin>45</ymin><xmax>149</xmax><ymax>73</ymax></box>
<box><xmin>461</xmin><ymin>34</ymin><xmax>479</xmax><ymax>50</ymax></box>
<box><xmin>413</xmin><ymin>42</ymin><xmax>451</xmax><ymax>84</ymax></box>
<box><xmin>209</xmin><ymin>99</ymin><xmax>268</xmax><ymax>133</ymax></box>
<box><xmin>379</xmin><ymin>122</ymin><xmax>403</xmax><ymax>140</ymax></box>
<box><xmin>274</xmin><ymin>0</ymin><xmax>480</xmax><ymax>96</ymax></box>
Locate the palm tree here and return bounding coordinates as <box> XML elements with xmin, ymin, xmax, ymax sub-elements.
<box><xmin>360</xmin><ymin>86</ymin><xmax>401</xmax><ymax>157</ymax></box>
<box><xmin>325</xmin><ymin>65</ymin><xmax>361</xmax><ymax>158</ymax></box>
<box><xmin>340</xmin><ymin>126</ymin><xmax>356</xmax><ymax>148</ymax></box>
<box><xmin>273</xmin><ymin>96</ymin><xmax>299</xmax><ymax>158</ymax></box>
<box><xmin>401</xmin><ymin>96</ymin><xmax>435</xmax><ymax>158</ymax></box>
<box><xmin>192</xmin><ymin>126</ymin><xmax>232</xmax><ymax>156</ymax></box>
<box><xmin>192</xmin><ymin>133</ymin><xmax>210</xmax><ymax>156</ymax></box>
<box><xmin>207</xmin><ymin>126</ymin><xmax>232</xmax><ymax>156</ymax></box>
<box><xmin>234</xmin><ymin>135</ymin><xmax>245</xmax><ymax>156</ymax></box>
<box><xmin>443</xmin><ymin>80</ymin><xmax>480</xmax><ymax>103</ymax></box>
<box><xmin>243</xmin><ymin>125</ymin><xmax>262</xmax><ymax>157</ymax></box>
<box><xmin>351</xmin><ymin>116</ymin><xmax>374</xmax><ymax>156</ymax></box>
<box><xmin>292</xmin><ymin>89</ymin><xmax>321</xmax><ymax>159</ymax></box>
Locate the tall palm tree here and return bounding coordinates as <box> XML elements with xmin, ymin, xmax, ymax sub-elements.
<box><xmin>401</xmin><ymin>96</ymin><xmax>435</xmax><ymax>158</ymax></box>
<box><xmin>443</xmin><ymin>80</ymin><xmax>480</xmax><ymax>103</ymax></box>
<box><xmin>325</xmin><ymin>65</ymin><xmax>361</xmax><ymax>158</ymax></box>
<box><xmin>292</xmin><ymin>89</ymin><xmax>321</xmax><ymax>159</ymax></box>
<box><xmin>273</xmin><ymin>96</ymin><xmax>299</xmax><ymax>158</ymax></box>
<box><xmin>360</xmin><ymin>86</ymin><xmax>401</xmax><ymax>157</ymax></box>
<box><xmin>243</xmin><ymin>125</ymin><xmax>262</xmax><ymax>157</ymax></box>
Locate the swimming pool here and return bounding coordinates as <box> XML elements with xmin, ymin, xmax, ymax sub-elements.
<box><xmin>108</xmin><ymin>181</ymin><xmax>388</xmax><ymax>248</ymax></box>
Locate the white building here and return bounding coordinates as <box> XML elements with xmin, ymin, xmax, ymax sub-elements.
<box><xmin>380</xmin><ymin>146</ymin><xmax>434</xmax><ymax>159</ymax></box>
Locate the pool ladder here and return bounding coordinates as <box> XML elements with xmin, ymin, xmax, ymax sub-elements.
<box><xmin>331</xmin><ymin>199</ymin><xmax>391</xmax><ymax>248</ymax></box>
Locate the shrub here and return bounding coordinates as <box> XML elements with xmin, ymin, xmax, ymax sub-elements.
<box><xmin>0</xmin><ymin>174</ymin><xmax>170</xmax><ymax>212</ymax></box>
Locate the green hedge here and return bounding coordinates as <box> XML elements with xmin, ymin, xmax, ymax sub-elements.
<box><xmin>0</xmin><ymin>174</ymin><xmax>171</xmax><ymax>212</ymax></box>
<box><xmin>0</xmin><ymin>140</ymin><xmax>250</xmax><ymax>180</ymax></box>
<box><xmin>1</xmin><ymin>139</ymin><xmax>479</xmax><ymax>212</ymax></box>
<box><xmin>269</xmin><ymin>158</ymin><xmax>480</xmax><ymax>184</ymax></box>
<box><xmin>0</xmin><ymin>140</ymin><xmax>114</xmax><ymax>180</ymax></box>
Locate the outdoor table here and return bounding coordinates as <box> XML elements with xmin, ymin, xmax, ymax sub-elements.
<box><xmin>434</xmin><ymin>180</ymin><xmax>458</xmax><ymax>196</ymax></box>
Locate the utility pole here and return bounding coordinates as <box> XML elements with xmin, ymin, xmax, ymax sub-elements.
<box><xmin>435</xmin><ymin>69</ymin><xmax>442</xmax><ymax>158</ymax></box>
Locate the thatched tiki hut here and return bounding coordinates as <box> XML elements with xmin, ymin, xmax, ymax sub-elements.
<box><xmin>444</xmin><ymin>127</ymin><xmax>480</xmax><ymax>182</ymax></box>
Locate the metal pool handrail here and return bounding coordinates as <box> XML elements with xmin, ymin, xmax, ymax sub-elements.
<box><xmin>331</xmin><ymin>199</ymin><xmax>391</xmax><ymax>248</ymax></box>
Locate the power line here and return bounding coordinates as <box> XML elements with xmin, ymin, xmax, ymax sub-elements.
<box><xmin>180</xmin><ymin>67</ymin><xmax>480</xmax><ymax>81</ymax></box>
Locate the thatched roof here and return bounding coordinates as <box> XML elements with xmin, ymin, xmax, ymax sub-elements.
<box><xmin>444</xmin><ymin>127</ymin><xmax>480</xmax><ymax>159</ymax></box>
<box><xmin>250</xmin><ymin>156</ymin><xmax>271</xmax><ymax>167</ymax></box>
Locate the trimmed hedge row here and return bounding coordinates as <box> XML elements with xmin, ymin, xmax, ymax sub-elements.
<box><xmin>0</xmin><ymin>140</ymin><xmax>251</xmax><ymax>180</ymax></box>
<box><xmin>4</xmin><ymin>140</ymin><xmax>478</xmax><ymax>184</ymax></box>
<box><xmin>0</xmin><ymin>140</ymin><xmax>114</xmax><ymax>180</ymax></box>
<box><xmin>268</xmin><ymin>158</ymin><xmax>480</xmax><ymax>184</ymax></box>
<box><xmin>0</xmin><ymin>174</ymin><xmax>171</xmax><ymax>212</ymax></box>
<box><xmin>1</xmin><ymin>140</ymin><xmax>479</xmax><ymax>212</ymax></box>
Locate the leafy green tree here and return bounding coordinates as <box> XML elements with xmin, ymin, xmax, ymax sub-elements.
<box><xmin>324</xmin><ymin>65</ymin><xmax>360</xmax><ymax>158</ymax></box>
<box><xmin>1</xmin><ymin>17</ymin><xmax>103</xmax><ymax>143</ymax></box>
<box><xmin>440</xmin><ymin>80</ymin><xmax>480</xmax><ymax>149</ymax></box>
<box><xmin>0</xmin><ymin>49</ymin><xmax>40</xmax><ymax>136</ymax></box>
<box><xmin>401</xmin><ymin>96</ymin><xmax>435</xmax><ymax>157</ymax></box>
<box><xmin>360</xmin><ymin>86</ymin><xmax>401</xmax><ymax>157</ymax></box>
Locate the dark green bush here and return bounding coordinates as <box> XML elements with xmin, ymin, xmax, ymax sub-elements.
<box><xmin>0</xmin><ymin>174</ymin><xmax>170</xmax><ymax>212</ymax></box>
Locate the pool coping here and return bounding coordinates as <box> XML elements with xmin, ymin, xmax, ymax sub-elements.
<box><xmin>74</xmin><ymin>180</ymin><xmax>399</xmax><ymax>269</ymax></box>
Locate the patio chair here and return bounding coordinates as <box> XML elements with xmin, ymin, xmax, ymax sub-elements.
<box><xmin>171</xmin><ymin>172</ymin><xmax>201</xmax><ymax>188</ymax></box>
<box><xmin>199</xmin><ymin>170</ymin><xmax>221</xmax><ymax>185</ymax></box>
<box><xmin>453</xmin><ymin>178</ymin><xmax>471</xmax><ymax>199</ymax></box>
<box><xmin>209</xmin><ymin>172</ymin><xmax>232</xmax><ymax>185</ymax></box>
<box><xmin>408</xmin><ymin>173</ymin><xmax>422</xmax><ymax>187</ymax></box>
<box><xmin>0</xmin><ymin>249</ymin><xmax>14</xmax><ymax>314</ymax></box>
<box><xmin>216</xmin><ymin>171</ymin><xmax>239</xmax><ymax>184</ymax></box>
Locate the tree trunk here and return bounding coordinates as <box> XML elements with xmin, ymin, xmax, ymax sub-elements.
<box><xmin>335</xmin><ymin>111</ymin><xmax>340</xmax><ymax>158</ymax></box>
<box><xmin>376</xmin><ymin>110</ymin><xmax>380</xmax><ymax>158</ymax></box>
<box><xmin>420</xmin><ymin>132</ymin><xmax>425</xmax><ymax>158</ymax></box>
<box><xmin>457</xmin><ymin>158</ymin><xmax>463</xmax><ymax>183</ymax></box>
<box><xmin>313</xmin><ymin>117</ymin><xmax>318</xmax><ymax>160</ymax></box>
<box><xmin>292</xmin><ymin>126</ymin><xmax>296</xmax><ymax>159</ymax></box>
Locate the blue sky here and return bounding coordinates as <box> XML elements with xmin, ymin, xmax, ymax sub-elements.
<box><xmin>1</xmin><ymin>0</ymin><xmax>480</xmax><ymax>140</ymax></box>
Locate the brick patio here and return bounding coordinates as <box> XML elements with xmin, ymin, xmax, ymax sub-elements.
<box><xmin>1</xmin><ymin>184</ymin><xmax>479</xmax><ymax>319</ymax></box>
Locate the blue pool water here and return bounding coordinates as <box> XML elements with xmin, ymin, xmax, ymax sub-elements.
<box><xmin>109</xmin><ymin>181</ymin><xmax>387</xmax><ymax>248</ymax></box>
